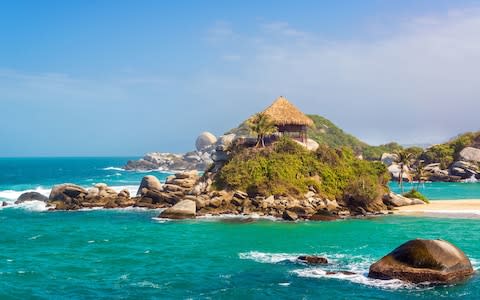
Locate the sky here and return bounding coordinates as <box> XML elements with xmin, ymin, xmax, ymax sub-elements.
<box><xmin>1</xmin><ymin>0</ymin><xmax>479</xmax><ymax>156</ymax></box>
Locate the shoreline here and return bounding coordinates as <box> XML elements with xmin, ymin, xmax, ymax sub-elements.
<box><xmin>394</xmin><ymin>199</ymin><xmax>480</xmax><ymax>218</ymax></box>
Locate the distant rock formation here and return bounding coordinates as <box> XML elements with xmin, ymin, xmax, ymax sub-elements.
<box><xmin>124</xmin><ymin>132</ymin><xmax>235</xmax><ymax>171</ymax></box>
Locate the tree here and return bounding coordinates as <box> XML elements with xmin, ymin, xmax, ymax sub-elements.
<box><xmin>394</xmin><ymin>150</ymin><xmax>413</xmax><ymax>193</ymax></box>
<box><xmin>413</xmin><ymin>161</ymin><xmax>429</xmax><ymax>191</ymax></box>
<box><xmin>247</xmin><ymin>113</ymin><xmax>277</xmax><ymax>147</ymax></box>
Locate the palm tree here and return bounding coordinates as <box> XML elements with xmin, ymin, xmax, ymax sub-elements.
<box><xmin>394</xmin><ymin>150</ymin><xmax>413</xmax><ymax>193</ymax></box>
<box><xmin>247</xmin><ymin>113</ymin><xmax>277</xmax><ymax>147</ymax></box>
<box><xmin>413</xmin><ymin>161</ymin><xmax>429</xmax><ymax>191</ymax></box>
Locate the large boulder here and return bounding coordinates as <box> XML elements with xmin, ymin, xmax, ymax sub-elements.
<box><xmin>158</xmin><ymin>199</ymin><xmax>196</xmax><ymax>219</ymax></box>
<box><xmin>195</xmin><ymin>132</ymin><xmax>217</xmax><ymax>152</ymax></box>
<box><xmin>381</xmin><ymin>153</ymin><xmax>399</xmax><ymax>166</ymax></box>
<box><xmin>388</xmin><ymin>164</ymin><xmax>411</xmax><ymax>181</ymax></box>
<box><xmin>49</xmin><ymin>184</ymin><xmax>87</xmax><ymax>202</ymax></box>
<box><xmin>15</xmin><ymin>192</ymin><xmax>48</xmax><ymax>204</ymax></box>
<box><xmin>383</xmin><ymin>192</ymin><xmax>413</xmax><ymax>207</ymax></box>
<box><xmin>459</xmin><ymin>147</ymin><xmax>480</xmax><ymax>163</ymax></box>
<box><xmin>368</xmin><ymin>239</ymin><xmax>474</xmax><ymax>284</ymax></box>
<box><xmin>136</xmin><ymin>175</ymin><xmax>163</xmax><ymax>196</ymax></box>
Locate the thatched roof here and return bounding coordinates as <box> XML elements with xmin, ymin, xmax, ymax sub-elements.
<box><xmin>261</xmin><ymin>96</ymin><xmax>313</xmax><ymax>127</ymax></box>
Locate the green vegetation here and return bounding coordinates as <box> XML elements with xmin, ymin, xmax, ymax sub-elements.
<box><xmin>246</xmin><ymin>113</ymin><xmax>277</xmax><ymax>147</ymax></box>
<box><xmin>421</xmin><ymin>131</ymin><xmax>480</xmax><ymax>168</ymax></box>
<box><xmin>214</xmin><ymin>137</ymin><xmax>390</xmax><ymax>206</ymax></box>
<box><xmin>228</xmin><ymin>114</ymin><xmax>406</xmax><ymax>160</ymax></box>
<box><xmin>306</xmin><ymin>115</ymin><xmax>407</xmax><ymax>160</ymax></box>
<box><xmin>306</xmin><ymin>115</ymin><xmax>367</xmax><ymax>153</ymax></box>
<box><xmin>403</xmin><ymin>189</ymin><xmax>429</xmax><ymax>203</ymax></box>
<box><xmin>394</xmin><ymin>150</ymin><xmax>414</xmax><ymax>193</ymax></box>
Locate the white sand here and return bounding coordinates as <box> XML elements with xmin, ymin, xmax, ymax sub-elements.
<box><xmin>395</xmin><ymin>200</ymin><xmax>480</xmax><ymax>218</ymax></box>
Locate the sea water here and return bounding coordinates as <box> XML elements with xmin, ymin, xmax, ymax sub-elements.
<box><xmin>1</xmin><ymin>157</ymin><xmax>480</xmax><ymax>299</ymax></box>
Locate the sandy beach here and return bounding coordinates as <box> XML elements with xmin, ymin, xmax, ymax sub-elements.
<box><xmin>395</xmin><ymin>200</ymin><xmax>480</xmax><ymax>218</ymax></box>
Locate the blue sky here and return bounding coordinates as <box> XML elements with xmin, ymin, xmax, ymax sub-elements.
<box><xmin>1</xmin><ymin>1</ymin><xmax>479</xmax><ymax>156</ymax></box>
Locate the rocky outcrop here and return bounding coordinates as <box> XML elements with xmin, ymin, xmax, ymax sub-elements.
<box><xmin>387</xmin><ymin>164</ymin><xmax>411</xmax><ymax>181</ymax></box>
<box><xmin>124</xmin><ymin>151</ymin><xmax>212</xmax><ymax>171</ymax></box>
<box><xmin>381</xmin><ymin>153</ymin><xmax>398</xmax><ymax>166</ymax></box>
<box><xmin>368</xmin><ymin>239</ymin><xmax>474</xmax><ymax>284</ymax></box>
<box><xmin>137</xmin><ymin>175</ymin><xmax>163</xmax><ymax>196</ymax></box>
<box><xmin>15</xmin><ymin>192</ymin><xmax>48</xmax><ymax>204</ymax></box>
<box><xmin>196</xmin><ymin>132</ymin><xmax>217</xmax><ymax>152</ymax></box>
<box><xmin>158</xmin><ymin>199</ymin><xmax>196</xmax><ymax>219</ymax></box>
<box><xmin>48</xmin><ymin>183</ymin><xmax>136</xmax><ymax>210</ymax></box>
<box><xmin>449</xmin><ymin>161</ymin><xmax>478</xmax><ymax>180</ymax></box>
<box><xmin>382</xmin><ymin>192</ymin><xmax>425</xmax><ymax>207</ymax></box>
<box><xmin>297</xmin><ymin>256</ymin><xmax>328</xmax><ymax>264</ymax></box>
<box><xmin>459</xmin><ymin>147</ymin><xmax>480</xmax><ymax>163</ymax></box>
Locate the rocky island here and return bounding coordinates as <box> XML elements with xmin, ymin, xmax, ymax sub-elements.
<box><xmin>13</xmin><ymin>97</ymin><xmax>427</xmax><ymax>219</ymax></box>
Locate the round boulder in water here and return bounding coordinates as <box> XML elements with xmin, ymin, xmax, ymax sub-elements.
<box><xmin>15</xmin><ymin>192</ymin><xmax>48</xmax><ymax>204</ymax></box>
<box><xmin>368</xmin><ymin>239</ymin><xmax>474</xmax><ymax>284</ymax></box>
<box><xmin>195</xmin><ymin>132</ymin><xmax>217</xmax><ymax>152</ymax></box>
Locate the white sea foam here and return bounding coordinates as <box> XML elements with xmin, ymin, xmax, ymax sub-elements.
<box><xmin>238</xmin><ymin>251</ymin><xmax>301</xmax><ymax>264</ymax></box>
<box><xmin>239</xmin><ymin>251</ymin><xmax>432</xmax><ymax>290</ymax></box>
<box><xmin>0</xmin><ymin>187</ymin><xmax>50</xmax><ymax>201</ymax></box>
<box><xmin>292</xmin><ymin>268</ymin><xmax>418</xmax><ymax>290</ymax></box>
<box><xmin>102</xmin><ymin>166</ymin><xmax>125</xmax><ymax>171</ymax></box>
<box><xmin>11</xmin><ymin>200</ymin><xmax>49</xmax><ymax>212</ymax></box>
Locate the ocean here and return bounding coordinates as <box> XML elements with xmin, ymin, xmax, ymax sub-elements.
<box><xmin>1</xmin><ymin>157</ymin><xmax>480</xmax><ymax>299</ymax></box>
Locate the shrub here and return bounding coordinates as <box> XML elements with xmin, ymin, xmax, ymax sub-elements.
<box><xmin>403</xmin><ymin>189</ymin><xmax>429</xmax><ymax>203</ymax></box>
<box><xmin>214</xmin><ymin>137</ymin><xmax>389</xmax><ymax>203</ymax></box>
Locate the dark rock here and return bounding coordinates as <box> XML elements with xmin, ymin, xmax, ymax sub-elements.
<box><xmin>282</xmin><ymin>210</ymin><xmax>298</xmax><ymax>221</ymax></box>
<box><xmin>2</xmin><ymin>201</ymin><xmax>7</xmax><ymax>207</ymax></box>
<box><xmin>325</xmin><ymin>271</ymin><xmax>356</xmax><ymax>276</ymax></box>
<box><xmin>15</xmin><ymin>192</ymin><xmax>48</xmax><ymax>204</ymax></box>
<box><xmin>309</xmin><ymin>210</ymin><xmax>339</xmax><ymax>221</ymax></box>
<box><xmin>368</xmin><ymin>239</ymin><xmax>474</xmax><ymax>284</ymax></box>
<box><xmin>49</xmin><ymin>184</ymin><xmax>87</xmax><ymax>203</ymax></box>
<box><xmin>297</xmin><ymin>255</ymin><xmax>328</xmax><ymax>264</ymax></box>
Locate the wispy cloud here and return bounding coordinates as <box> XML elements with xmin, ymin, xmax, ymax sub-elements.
<box><xmin>201</xmin><ymin>8</ymin><xmax>480</xmax><ymax>144</ymax></box>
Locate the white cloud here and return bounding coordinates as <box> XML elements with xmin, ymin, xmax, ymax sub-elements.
<box><xmin>200</xmin><ymin>8</ymin><xmax>480</xmax><ymax>145</ymax></box>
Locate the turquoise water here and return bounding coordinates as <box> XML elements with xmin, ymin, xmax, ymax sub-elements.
<box><xmin>389</xmin><ymin>181</ymin><xmax>480</xmax><ymax>200</ymax></box>
<box><xmin>1</xmin><ymin>157</ymin><xmax>480</xmax><ymax>299</ymax></box>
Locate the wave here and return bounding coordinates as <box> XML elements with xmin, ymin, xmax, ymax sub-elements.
<box><xmin>239</xmin><ymin>251</ymin><xmax>301</xmax><ymax>264</ymax></box>
<box><xmin>0</xmin><ymin>200</ymin><xmax>49</xmax><ymax>212</ymax></box>
<box><xmin>239</xmin><ymin>251</ymin><xmax>433</xmax><ymax>290</ymax></box>
<box><xmin>102</xmin><ymin>166</ymin><xmax>125</xmax><ymax>171</ymax></box>
<box><xmin>0</xmin><ymin>187</ymin><xmax>50</xmax><ymax>201</ymax></box>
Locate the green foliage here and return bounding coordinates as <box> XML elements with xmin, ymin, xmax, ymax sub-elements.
<box><xmin>306</xmin><ymin>115</ymin><xmax>367</xmax><ymax>153</ymax></box>
<box><xmin>403</xmin><ymin>189</ymin><xmax>429</xmax><ymax>203</ymax></box>
<box><xmin>362</xmin><ymin>142</ymin><xmax>404</xmax><ymax>161</ymax></box>
<box><xmin>420</xmin><ymin>131</ymin><xmax>480</xmax><ymax>169</ymax></box>
<box><xmin>214</xmin><ymin>137</ymin><xmax>389</xmax><ymax>205</ymax></box>
<box><xmin>246</xmin><ymin>113</ymin><xmax>277</xmax><ymax>147</ymax></box>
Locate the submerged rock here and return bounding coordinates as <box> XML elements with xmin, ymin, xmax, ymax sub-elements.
<box><xmin>297</xmin><ymin>255</ymin><xmax>328</xmax><ymax>264</ymax></box>
<box><xmin>15</xmin><ymin>192</ymin><xmax>48</xmax><ymax>204</ymax></box>
<box><xmin>368</xmin><ymin>239</ymin><xmax>474</xmax><ymax>284</ymax></box>
<box><xmin>158</xmin><ymin>199</ymin><xmax>196</xmax><ymax>219</ymax></box>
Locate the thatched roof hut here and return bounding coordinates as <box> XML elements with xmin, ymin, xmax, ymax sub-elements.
<box><xmin>262</xmin><ymin>96</ymin><xmax>314</xmax><ymax>127</ymax></box>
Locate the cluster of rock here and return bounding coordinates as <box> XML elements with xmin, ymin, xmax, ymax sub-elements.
<box><xmin>382</xmin><ymin>192</ymin><xmax>425</xmax><ymax>207</ymax></box>
<box><xmin>48</xmin><ymin>183</ymin><xmax>134</xmax><ymax>210</ymax></box>
<box><xmin>11</xmin><ymin>169</ymin><xmax>427</xmax><ymax>218</ymax></box>
<box><xmin>124</xmin><ymin>132</ymin><xmax>236</xmax><ymax>171</ymax></box>
<box><xmin>382</xmin><ymin>146</ymin><xmax>480</xmax><ymax>182</ymax></box>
